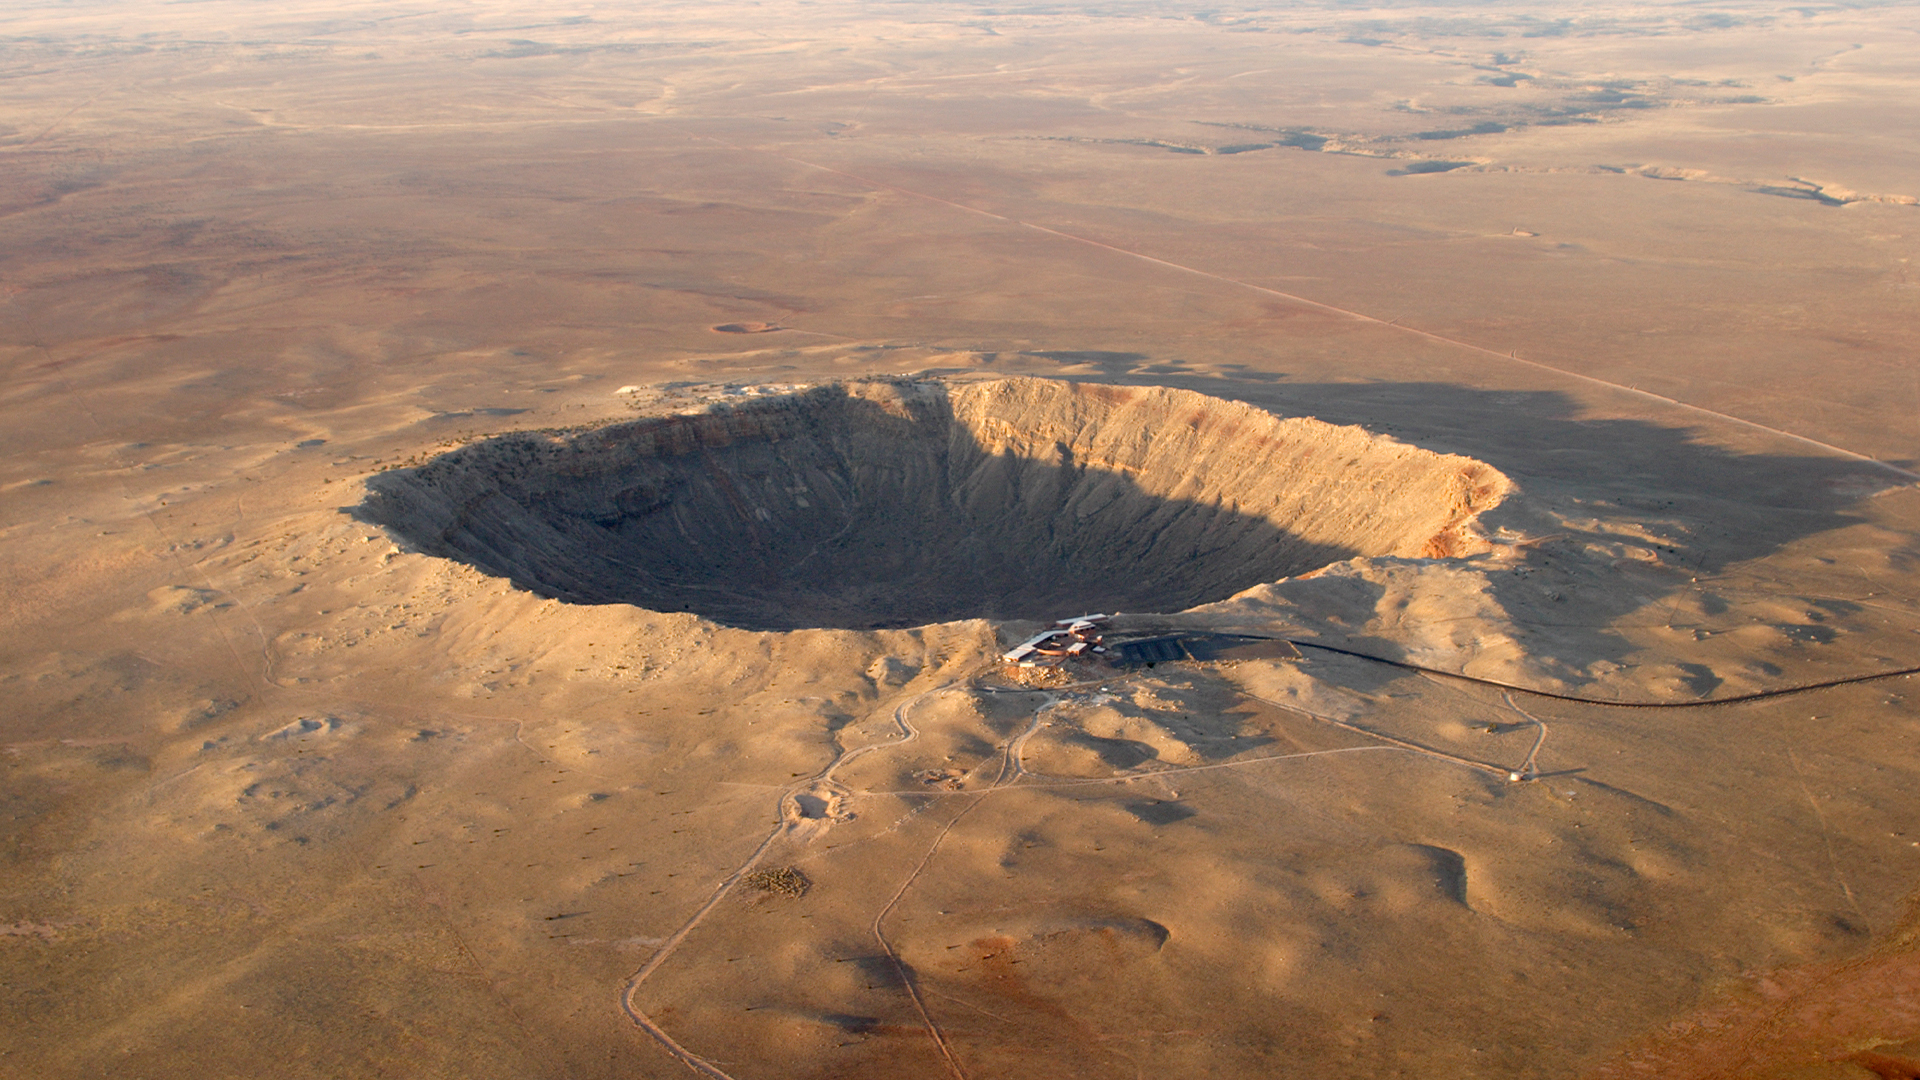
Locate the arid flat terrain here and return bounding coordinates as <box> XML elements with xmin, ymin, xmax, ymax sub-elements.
<box><xmin>4</xmin><ymin>2</ymin><xmax>1919</xmax><ymax>1077</ymax></box>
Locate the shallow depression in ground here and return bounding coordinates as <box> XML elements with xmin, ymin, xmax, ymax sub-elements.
<box><xmin>359</xmin><ymin>378</ymin><xmax>1510</xmax><ymax>631</ymax></box>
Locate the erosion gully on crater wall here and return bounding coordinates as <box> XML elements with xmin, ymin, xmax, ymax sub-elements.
<box><xmin>358</xmin><ymin>378</ymin><xmax>1511</xmax><ymax>631</ymax></box>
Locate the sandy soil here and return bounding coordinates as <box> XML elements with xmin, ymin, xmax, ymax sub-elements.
<box><xmin>3</xmin><ymin>3</ymin><xmax>1919</xmax><ymax>1078</ymax></box>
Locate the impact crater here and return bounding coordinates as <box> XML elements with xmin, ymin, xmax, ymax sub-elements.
<box><xmin>360</xmin><ymin>378</ymin><xmax>1509</xmax><ymax>631</ymax></box>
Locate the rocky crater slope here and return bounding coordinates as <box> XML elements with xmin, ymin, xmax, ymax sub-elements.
<box><xmin>359</xmin><ymin>378</ymin><xmax>1510</xmax><ymax>630</ymax></box>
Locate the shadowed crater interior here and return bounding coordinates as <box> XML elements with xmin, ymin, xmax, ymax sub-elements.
<box><xmin>359</xmin><ymin>378</ymin><xmax>1509</xmax><ymax>631</ymax></box>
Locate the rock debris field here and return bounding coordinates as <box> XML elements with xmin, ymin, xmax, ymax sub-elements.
<box><xmin>361</xmin><ymin>378</ymin><xmax>1511</xmax><ymax>629</ymax></box>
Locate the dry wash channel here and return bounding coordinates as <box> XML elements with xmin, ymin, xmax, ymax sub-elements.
<box><xmin>360</xmin><ymin>378</ymin><xmax>1509</xmax><ymax>630</ymax></box>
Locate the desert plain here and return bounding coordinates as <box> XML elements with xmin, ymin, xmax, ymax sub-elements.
<box><xmin>3</xmin><ymin>2</ymin><xmax>1920</xmax><ymax>1077</ymax></box>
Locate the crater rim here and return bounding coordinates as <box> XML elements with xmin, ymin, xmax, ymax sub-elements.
<box><xmin>357</xmin><ymin>376</ymin><xmax>1512</xmax><ymax>632</ymax></box>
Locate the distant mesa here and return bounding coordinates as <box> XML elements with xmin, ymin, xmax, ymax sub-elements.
<box><xmin>359</xmin><ymin>378</ymin><xmax>1510</xmax><ymax>632</ymax></box>
<box><xmin>711</xmin><ymin>321</ymin><xmax>783</xmax><ymax>334</ymax></box>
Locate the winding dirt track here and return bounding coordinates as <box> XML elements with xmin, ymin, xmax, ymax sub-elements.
<box><xmin>618</xmin><ymin>677</ymin><xmax>965</xmax><ymax>1079</ymax></box>
<box><xmin>612</xmin><ymin>662</ymin><xmax>1560</xmax><ymax>1078</ymax></box>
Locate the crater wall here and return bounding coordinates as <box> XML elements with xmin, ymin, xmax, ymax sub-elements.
<box><xmin>359</xmin><ymin>378</ymin><xmax>1510</xmax><ymax>630</ymax></box>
